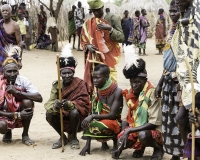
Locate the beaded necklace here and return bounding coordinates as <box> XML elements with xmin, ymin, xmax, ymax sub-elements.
<box><xmin>98</xmin><ymin>77</ymin><xmax>117</xmax><ymax>99</ymax></box>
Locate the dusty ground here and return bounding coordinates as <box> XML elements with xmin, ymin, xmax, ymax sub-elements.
<box><xmin>0</xmin><ymin>39</ymin><xmax>172</xmax><ymax>160</ymax></box>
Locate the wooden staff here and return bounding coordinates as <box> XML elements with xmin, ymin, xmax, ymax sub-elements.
<box><xmin>184</xmin><ymin>57</ymin><xmax>195</xmax><ymax>160</ymax></box>
<box><xmin>56</xmin><ymin>54</ymin><xmax>65</xmax><ymax>152</ymax></box>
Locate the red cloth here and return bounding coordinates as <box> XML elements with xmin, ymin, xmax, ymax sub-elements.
<box><xmin>118</xmin><ymin>127</ymin><xmax>163</xmax><ymax>150</ymax></box>
<box><xmin>0</xmin><ymin>75</ymin><xmax>24</xmax><ymax>129</ymax></box>
<box><xmin>61</xmin><ymin>77</ymin><xmax>90</xmax><ymax>118</ymax></box>
<box><xmin>81</xmin><ymin>17</ymin><xmax>121</xmax><ymax>94</ymax></box>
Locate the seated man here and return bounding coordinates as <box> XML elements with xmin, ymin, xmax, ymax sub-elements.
<box><xmin>35</xmin><ymin>30</ymin><xmax>51</xmax><ymax>50</ymax></box>
<box><xmin>112</xmin><ymin>57</ymin><xmax>163</xmax><ymax>159</ymax></box>
<box><xmin>0</xmin><ymin>57</ymin><xmax>43</xmax><ymax>145</ymax></box>
<box><xmin>79</xmin><ymin>64</ymin><xmax>123</xmax><ymax>156</ymax></box>
<box><xmin>44</xmin><ymin>48</ymin><xmax>90</xmax><ymax>149</ymax></box>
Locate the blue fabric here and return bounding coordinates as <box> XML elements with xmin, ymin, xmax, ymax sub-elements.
<box><xmin>163</xmin><ymin>47</ymin><xmax>177</xmax><ymax>72</ymax></box>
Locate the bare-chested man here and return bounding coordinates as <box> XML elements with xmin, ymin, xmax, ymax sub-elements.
<box><xmin>79</xmin><ymin>64</ymin><xmax>123</xmax><ymax>156</ymax></box>
<box><xmin>0</xmin><ymin>4</ymin><xmax>22</xmax><ymax>73</ymax></box>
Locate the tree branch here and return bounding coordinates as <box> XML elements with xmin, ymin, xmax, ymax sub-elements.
<box><xmin>38</xmin><ymin>0</ymin><xmax>51</xmax><ymax>11</ymax></box>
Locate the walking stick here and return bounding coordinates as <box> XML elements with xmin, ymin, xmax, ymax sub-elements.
<box><xmin>184</xmin><ymin>57</ymin><xmax>195</xmax><ymax>160</ymax></box>
<box><xmin>56</xmin><ymin>54</ymin><xmax>65</xmax><ymax>152</ymax></box>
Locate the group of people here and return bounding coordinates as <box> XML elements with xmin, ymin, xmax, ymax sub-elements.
<box><xmin>121</xmin><ymin>6</ymin><xmax>168</xmax><ymax>55</ymax></box>
<box><xmin>0</xmin><ymin>0</ymin><xmax>200</xmax><ymax>160</ymax></box>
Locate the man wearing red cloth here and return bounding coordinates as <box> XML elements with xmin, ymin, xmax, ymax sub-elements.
<box><xmin>0</xmin><ymin>4</ymin><xmax>22</xmax><ymax>73</ymax></box>
<box><xmin>112</xmin><ymin>51</ymin><xmax>163</xmax><ymax>159</ymax></box>
<box><xmin>79</xmin><ymin>64</ymin><xmax>123</xmax><ymax>156</ymax></box>
<box><xmin>0</xmin><ymin>57</ymin><xmax>42</xmax><ymax>145</ymax></box>
<box><xmin>44</xmin><ymin>45</ymin><xmax>90</xmax><ymax>150</ymax></box>
<box><xmin>81</xmin><ymin>0</ymin><xmax>124</xmax><ymax>94</ymax></box>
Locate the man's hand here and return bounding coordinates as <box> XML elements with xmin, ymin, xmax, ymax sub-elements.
<box><xmin>189</xmin><ymin>108</ymin><xmax>200</xmax><ymax>130</ymax></box>
<box><xmin>18</xmin><ymin>60</ymin><xmax>22</xmax><ymax>69</ymax></box>
<box><xmin>86</xmin><ymin>44</ymin><xmax>98</xmax><ymax>53</ymax></box>
<box><xmin>53</xmin><ymin>100</ymin><xmax>63</xmax><ymax>112</ymax></box>
<box><xmin>97</xmin><ymin>23</ymin><xmax>112</xmax><ymax>31</ymax></box>
<box><xmin>20</xmin><ymin>108</ymin><xmax>33</xmax><ymax>120</ymax></box>
<box><xmin>81</xmin><ymin>115</ymin><xmax>93</xmax><ymax>129</ymax></box>
<box><xmin>6</xmin><ymin>85</ymin><xmax>19</xmax><ymax>95</ymax></box>
<box><xmin>118</xmin><ymin>129</ymin><xmax>129</xmax><ymax>150</ymax></box>
<box><xmin>155</xmin><ymin>85</ymin><xmax>162</xmax><ymax>99</ymax></box>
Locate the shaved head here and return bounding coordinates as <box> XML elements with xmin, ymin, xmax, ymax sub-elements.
<box><xmin>1</xmin><ymin>4</ymin><xmax>11</xmax><ymax>12</ymax></box>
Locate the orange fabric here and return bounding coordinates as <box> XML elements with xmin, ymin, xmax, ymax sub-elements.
<box><xmin>100</xmin><ymin>119</ymin><xmax>120</xmax><ymax>134</ymax></box>
<box><xmin>81</xmin><ymin>17</ymin><xmax>121</xmax><ymax>93</ymax></box>
<box><xmin>118</xmin><ymin>127</ymin><xmax>163</xmax><ymax>150</ymax></box>
<box><xmin>122</xmin><ymin>81</ymin><xmax>154</xmax><ymax>127</ymax></box>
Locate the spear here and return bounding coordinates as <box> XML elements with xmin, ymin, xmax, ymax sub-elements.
<box><xmin>184</xmin><ymin>57</ymin><xmax>195</xmax><ymax>160</ymax></box>
<box><xmin>56</xmin><ymin>54</ymin><xmax>64</xmax><ymax>152</ymax></box>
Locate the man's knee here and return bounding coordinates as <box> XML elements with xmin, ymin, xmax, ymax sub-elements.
<box><xmin>20</xmin><ymin>99</ymin><xmax>34</xmax><ymax>109</ymax></box>
<box><xmin>138</xmin><ymin>130</ymin><xmax>152</xmax><ymax>143</ymax></box>
<box><xmin>0</xmin><ymin>120</ymin><xmax>7</xmax><ymax>134</ymax></box>
<box><xmin>46</xmin><ymin>111</ymin><xmax>54</xmax><ymax>124</ymax></box>
<box><xmin>69</xmin><ymin>108</ymin><xmax>80</xmax><ymax>119</ymax></box>
<box><xmin>175</xmin><ymin>109</ymin><xmax>189</xmax><ymax>125</ymax></box>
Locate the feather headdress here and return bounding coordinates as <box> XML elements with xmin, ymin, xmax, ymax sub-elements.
<box><xmin>59</xmin><ymin>43</ymin><xmax>77</xmax><ymax>71</ymax></box>
<box><xmin>4</xmin><ymin>44</ymin><xmax>21</xmax><ymax>57</ymax></box>
<box><xmin>123</xmin><ymin>45</ymin><xmax>139</xmax><ymax>70</ymax></box>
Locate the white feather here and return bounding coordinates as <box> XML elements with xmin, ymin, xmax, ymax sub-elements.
<box><xmin>123</xmin><ymin>45</ymin><xmax>139</xmax><ymax>70</ymax></box>
<box><xmin>197</xmin><ymin>64</ymin><xmax>200</xmax><ymax>84</ymax></box>
<box><xmin>60</xmin><ymin>43</ymin><xmax>73</xmax><ymax>58</ymax></box>
<box><xmin>4</xmin><ymin>44</ymin><xmax>21</xmax><ymax>57</ymax></box>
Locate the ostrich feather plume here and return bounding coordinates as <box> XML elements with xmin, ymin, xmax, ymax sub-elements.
<box><xmin>61</xmin><ymin>43</ymin><xmax>73</xmax><ymax>58</ymax></box>
<box><xmin>123</xmin><ymin>45</ymin><xmax>139</xmax><ymax>70</ymax></box>
<box><xmin>4</xmin><ymin>44</ymin><xmax>21</xmax><ymax>57</ymax></box>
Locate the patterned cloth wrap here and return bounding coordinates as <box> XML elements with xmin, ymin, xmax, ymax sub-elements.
<box><xmin>83</xmin><ymin>82</ymin><xmax>122</xmax><ymax>140</ymax></box>
<box><xmin>183</xmin><ymin>132</ymin><xmax>200</xmax><ymax>158</ymax></box>
<box><xmin>0</xmin><ymin>19</ymin><xmax>17</xmax><ymax>74</ymax></box>
<box><xmin>118</xmin><ymin>81</ymin><xmax>163</xmax><ymax>150</ymax></box>
<box><xmin>170</xmin><ymin>0</ymin><xmax>200</xmax><ymax>109</ymax></box>
<box><xmin>0</xmin><ymin>75</ymin><xmax>24</xmax><ymax>129</ymax></box>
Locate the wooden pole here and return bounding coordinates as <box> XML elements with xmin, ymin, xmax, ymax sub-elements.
<box><xmin>56</xmin><ymin>54</ymin><xmax>65</xmax><ymax>152</ymax></box>
<box><xmin>184</xmin><ymin>57</ymin><xmax>195</xmax><ymax>160</ymax></box>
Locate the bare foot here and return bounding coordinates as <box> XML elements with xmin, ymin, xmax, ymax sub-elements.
<box><xmin>79</xmin><ymin>144</ymin><xmax>90</xmax><ymax>156</ymax></box>
<box><xmin>149</xmin><ymin>147</ymin><xmax>164</xmax><ymax>160</ymax></box>
<box><xmin>52</xmin><ymin>135</ymin><xmax>68</xmax><ymax>149</ymax></box>
<box><xmin>101</xmin><ymin>142</ymin><xmax>109</xmax><ymax>151</ymax></box>
<box><xmin>2</xmin><ymin>130</ymin><xmax>12</xmax><ymax>143</ymax></box>
<box><xmin>22</xmin><ymin>135</ymin><xmax>35</xmax><ymax>146</ymax></box>
<box><xmin>132</xmin><ymin>147</ymin><xmax>145</xmax><ymax>158</ymax></box>
<box><xmin>112</xmin><ymin>149</ymin><xmax>122</xmax><ymax>159</ymax></box>
<box><xmin>170</xmin><ymin>156</ymin><xmax>180</xmax><ymax>160</ymax></box>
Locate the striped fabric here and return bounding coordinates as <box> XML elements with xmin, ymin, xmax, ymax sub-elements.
<box><xmin>0</xmin><ymin>20</ymin><xmax>17</xmax><ymax>74</ymax></box>
<box><xmin>170</xmin><ymin>0</ymin><xmax>200</xmax><ymax>109</ymax></box>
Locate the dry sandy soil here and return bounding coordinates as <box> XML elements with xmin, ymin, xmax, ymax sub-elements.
<box><xmin>0</xmin><ymin>39</ymin><xmax>172</xmax><ymax>160</ymax></box>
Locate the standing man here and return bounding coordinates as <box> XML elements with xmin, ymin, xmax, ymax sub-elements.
<box><xmin>74</xmin><ymin>1</ymin><xmax>85</xmax><ymax>51</ymax></box>
<box><xmin>0</xmin><ymin>4</ymin><xmax>22</xmax><ymax>74</ymax></box>
<box><xmin>37</xmin><ymin>5</ymin><xmax>47</xmax><ymax>37</ymax></box>
<box><xmin>0</xmin><ymin>57</ymin><xmax>43</xmax><ymax>145</ymax></box>
<box><xmin>47</xmin><ymin>10</ymin><xmax>59</xmax><ymax>52</ymax></box>
<box><xmin>128</xmin><ymin>10</ymin><xmax>141</xmax><ymax>46</ymax></box>
<box><xmin>171</xmin><ymin>0</ymin><xmax>200</xmax><ymax>146</ymax></box>
<box><xmin>121</xmin><ymin>10</ymin><xmax>132</xmax><ymax>46</ymax></box>
<box><xmin>68</xmin><ymin>5</ymin><xmax>77</xmax><ymax>49</ymax></box>
<box><xmin>81</xmin><ymin>0</ymin><xmax>124</xmax><ymax>94</ymax></box>
<box><xmin>155</xmin><ymin>8</ymin><xmax>166</xmax><ymax>55</ymax></box>
<box><xmin>138</xmin><ymin>9</ymin><xmax>150</xmax><ymax>55</ymax></box>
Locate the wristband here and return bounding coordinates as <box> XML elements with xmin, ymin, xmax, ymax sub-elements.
<box><xmin>109</xmin><ymin>27</ymin><xmax>113</xmax><ymax>33</ymax></box>
<box><xmin>14</xmin><ymin>112</ymin><xmax>18</xmax><ymax>119</ymax></box>
<box><xmin>18</xmin><ymin>112</ymin><xmax>21</xmax><ymax>119</ymax></box>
